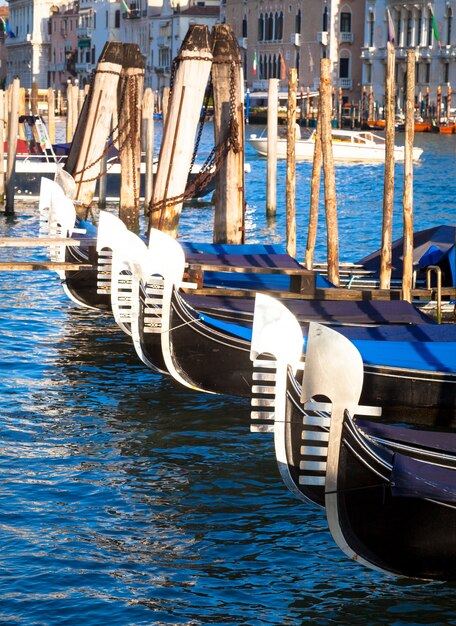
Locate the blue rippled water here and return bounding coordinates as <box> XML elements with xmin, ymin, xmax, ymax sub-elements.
<box><xmin>0</xmin><ymin>127</ymin><xmax>455</xmax><ymax>624</ymax></box>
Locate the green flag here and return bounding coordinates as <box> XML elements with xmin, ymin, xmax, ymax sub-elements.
<box><xmin>430</xmin><ymin>8</ymin><xmax>441</xmax><ymax>45</ymax></box>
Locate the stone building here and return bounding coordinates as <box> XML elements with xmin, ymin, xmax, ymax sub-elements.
<box><xmin>362</xmin><ymin>0</ymin><xmax>456</xmax><ymax>111</ymax></box>
<box><xmin>6</xmin><ymin>0</ymin><xmax>71</xmax><ymax>88</ymax></box>
<box><xmin>221</xmin><ymin>0</ymin><xmax>366</xmax><ymax>102</ymax></box>
<box><xmin>48</xmin><ymin>1</ymin><xmax>78</xmax><ymax>93</ymax></box>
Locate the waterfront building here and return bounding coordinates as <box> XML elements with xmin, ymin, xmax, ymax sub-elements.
<box><xmin>147</xmin><ymin>0</ymin><xmax>219</xmax><ymax>91</ymax></box>
<box><xmin>221</xmin><ymin>0</ymin><xmax>365</xmax><ymax>103</ymax></box>
<box><xmin>0</xmin><ymin>6</ymin><xmax>8</xmax><ymax>87</ymax></box>
<box><xmin>6</xmin><ymin>0</ymin><xmax>74</xmax><ymax>88</ymax></box>
<box><xmin>48</xmin><ymin>1</ymin><xmax>78</xmax><ymax>93</ymax></box>
<box><xmin>362</xmin><ymin>0</ymin><xmax>456</xmax><ymax>112</ymax></box>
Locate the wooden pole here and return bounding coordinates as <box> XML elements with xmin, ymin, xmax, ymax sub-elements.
<box><xmin>305</xmin><ymin>86</ymin><xmax>310</xmax><ymax>127</ymax></box>
<box><xmin>319</xmin><ymin>58</ymin><xmax>339</xmax><ymax>286</ymax></box>
<box><xmin>118</xmin><ymin>44</ymin><xmax>145</xmax><ymax>232</ymax></box>
<box><xmin>402</xmin><ymin>49</ymin><xmax>416</xmax><ymax>303</ymax></box>
<box><xmin>436</xmin><ymin>85</ymin><xmax>442</xmax><ymax>125</ymax></box>
<box><xmin>5</xmin><ymin>78</ymin><xmax>20</xmax><ymax>215</ymax></box>
<box><xmin>142</xmin><ymin>87</ymin><xmax>155</xmax><ymax>211</ymax></box>
<box><xmin>31</xmin><ymin>81</ymin><xmax>38</xmax><ymax>115</ymax></box>
<box><xmin>47</xmin><ymin>87</ymin><xmax>56</xmax><ymax>144</ymax></box>
<box><xmin>0</xmin><ymin>90</ymin><xmax>5</xmax><ymax>203</ymax></box>
<box><xmin>447</xmin><ymin>84</ymin><xmax>452</xmax><ymax>119</ymax></box>
<box><xmin>286</xmin><ymin>68</ymin><xmax>297</xmax><ymax>258</ymax></box>
<box><xmin>64</xmin><ymin>42</ymin><xmax>123</xmax><ymax>213</ymax></box>
<box><xmin>57</xmin><ymin>89</ymin><xmax>62</xmax><ymax>115</ymax></box>
<box><xmin>211</xmin><ymin>24</ymin><xmax>245</xmax><ymax>243</ymax></box>
<box><xmin>148</xmin><ymin>25</ymin><xmax>213</xmax><ymax>236</ymax></box>
<box><xmin>305</xmin><ymin>99</ymin><xmax>322</xmax><ymax>269</ymax></box>
<box><xmin>71</xmin><ymin>83</ymin><xmax>79</xmax><ymax>137</ymax></box>
<box><xmin>18</xmin><ymin>87</ymin><xmax>26</xmax><ymax>140</ymax></box>
<box><xmin>66</xmin><ymin>80</ymin><xmax>73</xmax><ymax>142</ymax></box>
<box><xmin>379</xmin><ymin>41</ymin><xmax>396</xmax><ymax>289</ymax></box>
<box><xmin>337</xmin><ymin>87</ymin><xmax>342</xmax><ymax>127</ymax></box>
<box><xmin>162</xmin><ymin>87</ymin><xmax>170</xmax><ymax>124</ymax></box>
<box><xmin>266</xmin><ymin>78</ymin><xmax>279</xmax><ymax>218</ymax></box>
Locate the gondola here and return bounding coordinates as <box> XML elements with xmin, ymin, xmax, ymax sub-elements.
<box><xmin>126</xmin><ymin>229</ymin><xmax>456</xmax><ymax>425</ymax></box>
<box><xmin>256</xmin><ymin>314</ymin><xmax>456</xmax><ymax>580</ymax></box>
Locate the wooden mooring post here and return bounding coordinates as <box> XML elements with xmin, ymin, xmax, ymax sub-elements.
<box><xmin>402</xmin><ymin>49</ymin><xmax>416</xmax><ymax>303</ymax></box>
<box><xmin>0</xmin><ymin>90</ymin><xmax>5</xmax><ymax>204</ymax></box>
<box><xmin>64</xmin><ymin>42</ymin><xmax>123</xmax><ymax>215</ymax></box>
<box><xmin>319</xmin><ymin>58</ymin><xmax>339</xmax><ymax>286</ymax></box>
<box><xmin>142</xmin><ymin>87</ymin><xmax>155</xmax><ymax>211</ymax></box>
<box><xmin>148</xmin><ymin>25</ymin><xmax>213</xmax><ymax>237</ymax></box>
<box><xmin>305</xmin><ymin>99</ymin><xmax>322</xmax><ymax>270</ymax></box>
<box><xmin>118</xmin><ymin>44</ymin><xmax>145</xmax><ymax>232</ymax></box>
<box><xmin>379</xmin><ymin>41</ymin><xmax>396</xmax><ymax>289</ymax></box>
<box><xmin>286</xmin><ymin>68</ymin><xmax>297</xmax><ymax>258</ymax></box>
<box><xmin>266</xmin><ymin>78</ymin><xmax>279</xmax><ymax>218</ymax></box>
<box><xmin>211</xmin><ymin>23</ymin><xmax>245</xmax><ymax>243</ymax></box>
<box><xmin>5</xmin><ymin>78</ymin><xmax>20</xmax><ymax>215</ymax></box>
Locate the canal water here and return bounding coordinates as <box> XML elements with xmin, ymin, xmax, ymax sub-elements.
<box><xmin>0</xmin><ymin>127</ymin><xmax>455</xmax><ymax>624</ymax></box>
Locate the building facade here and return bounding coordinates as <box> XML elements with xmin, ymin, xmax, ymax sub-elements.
<box><xmin>48</xmin><ymin>2</ymin><xmax>78</xmax><ymax>93</ymax></box>
<box><xmin>362</xmin><ymin>0</ymin><xmax>456</xmax><ymax>110</ymax></box>
<box><xmin>6</xmin><ymin>0</ymin><xmax>71</xmax><ymax>88</ymax></box>
<box><xmin>221</xmin><ymin>0</ymin><xmax>365</xmax><ymax>102</ymax></box>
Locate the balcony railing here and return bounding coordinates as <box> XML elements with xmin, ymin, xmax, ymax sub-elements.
<box><xmin>77</xmin><ymin>26</ymin><xmax>92</xmax><ymax>38</ymax></box>
<box><xmin>75</xmin><ymin>62</ymin><xmax>92</xmax><ymax>72</ymax></box>
<box><xmin>338</xmin><ymin>78</ymin><xmax>352</xmax><ymax>89</ymax></box>
<box><xmin>339</xmin><ymin>32</ymin><xmax>353</xmax><ymax>43</ymax></box>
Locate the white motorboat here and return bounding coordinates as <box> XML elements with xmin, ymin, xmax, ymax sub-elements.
<box><xmin>247</xmin><ymin>128</ymin><xmax>423</xmax><ymax>163</ymax></box>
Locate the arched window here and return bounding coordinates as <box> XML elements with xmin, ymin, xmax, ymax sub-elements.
<box><xmin>322</xmin><ymin>6</ymin><xmax>328</xmax><ymax>31</ymax></box>
<box><xmin>296</xmin><ymin>51</ymin><xmax>300</xmax><ymax>75</ymax></box>
<box><xmin>258</xmin><ymin>13</ymin><xmax>264</xmax><ymax>41</ymax></box>
<box><xmin>268</xmin><ymin>54</ymin><xmax>273</xmax><ymax>78</ymax></box>
<box><xmin>276</xmin><ymin>12</ymin><xmax>283</xmax><ymax>40</ymax></box>
<box><xmin>272</xmin><ymin>54</ymin><xmax>278</xmax><ymax>78</ymax></box>
<box><xmin>259</xmin><ymin>54</ymin><xmax>264</xmax><ymax>79</ymax></box>
<box><xmin>267</xmin><ymin>13</ymin><xmax>274</xmax><ymax>40</ymax></box>
<box><xmin>242</xmin><ymin>16</ymin><xmax>247</xmax><ymax>38</ymax></box>
<box><xmin>447</xmin><ymin>7</ymin><xmax>453</xmax><ymax>45</ymax></box>
<box><xmin>368</xmin><ymin>11</ymin><xmax>374</xmax><ymax>46</ymax></box>
<box><xmin>396</xmin><ymin>10</ymin><xmax>402</xmax><ymax>45</ymax></box>
<box><xmin>340</xmin><ymin>10</ymin><xmax>351</xmax><ymax>33</ymax></box>
<box><xmin>295</xmin><ymin>9</ymin><xmax>301</xmax><ymax>34</ymax></box>
<box><xmin>406</xmin><ymin>10</ymin><xmax>413</xmax><ymax>46</ymax></box>
<box><xmin>417</xmin><ymin>9</ymin><xmax>422</xmax><ymax>46</ymax></box>
<box><xmin>339</xmin><ymin>52</ymin><xmax>350</xmax><ymax>78</ymax></box>
<box><xmin>427</xmin><ymin>8</ymin><xmax>433</xmax><ymax>46</ymax></box>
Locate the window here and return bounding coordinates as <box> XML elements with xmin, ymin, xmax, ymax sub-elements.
<box><xmin>425</xmin><ymin>63</ymin><xmax>430</xmax><ymax>83</ymax></box>
<box><xmin>447</xmin><ymin>7</ymin><xmax>452</xmax><ymax>45</ymax></box>
<box><xmin>366</xmin><ymin>63</ymin><xmax>372</xmax><ymax>83</ymax></box>
<box><xmin>295</xmin><ymin>9</ymin><xmax>301</xmax><ymax>34</ymax></box>
<box><xmin>427</xmin><ymin>10</ymin><xmax>433</xmax><ymax>45</ymax></box>
<box><xmin>396</xmin><ymin>11</ymin><xmax>401</xmax><ymax>45</ymax></box>
<box><xmin>242</xmin><ymin>16</ymin><xmax>247</xmax><ymax>38</ymax></box>
<box><xmin>258</xmin><ymin>14</ymin><xmax>264</xmax><ymax>41</ymax></box>
<box><xmin>339</xmin><ymin>57</ymin><xmax>349</xmax><ymax>78</ymax></box>
<box><xmin>406</xmin><ymin>11</ymin><xmax>412</xmax><ymax>46</ymax></box>
<box><xmin>417</xmin><ymin>10</ymin><xmax>422</xmax><ymax>46</ymax></box>
<box><xmin>368</xmin><ymin>11</ymin><xmax>374</xmax><ymax>46</ymax></box>
<box><xmin>444</xmin><ymin>62</ymin><xmax>449</xmax><ymax>83</ymax></box>
<box><xmin>340</xmin><ymin>12</ymin><xmax>351</xmax><ymax>33</ymax></box>
<box><xmin>322</xmin><ymin>6</ymin><xmax>328</xmax><ymax>31</ymax></box>
<box><xmin>115</xmin><ymin>10</ymin><xmax>120</xmax><ymax>28</ymax></box>
<box><xmin>296</xmin><ymin>51</ymin><xmax>300</xmax><ymax>75</ymax></box>
<box><xmin>266</xmin><ymin>13</ymin><xmax>274</xmax><ymax>40</ymax></box>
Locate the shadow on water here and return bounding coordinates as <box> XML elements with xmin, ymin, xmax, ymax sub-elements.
<box><xmin>0</xmin><ymin>135</ymin><xmax>455</xmax><ymax>623</ymax></box>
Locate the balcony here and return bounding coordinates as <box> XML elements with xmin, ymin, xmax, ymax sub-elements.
<box><xmin>439</xmin><ymin>45</ymin><xmax>456</xmax><ymax>58</ymax></box>
<box><xmin>123</xmin><ymin>9</ymin><xmax>141</xmax><ymax>19</ymax></box>
<box><xmin>396</xmin><ymin>47</ymin><xmax>407</xmax><ymax>58</ymax></box>
<box><xmin>317</xmin><ymin>31</ymin><xmax>328</xmax><ymax>46</ymax></box>
<box><xmin>290</xmin><ymin>33</ymin><xmax>301</xmax><ymax>47</ymax></box>
<box><xmin>49</xmin><ymin>63</ymin><xmax>66</xmax><ymax>72</ymax></box>
<box><xmin>157</xmin><ymin>36</ymin><xmax>169</xmax><ymax>47</ymax></box>
<box><xmin>238</xmin><ymin>37</ymin><xmax>247</xmax><ymax>49</ymax></box>
<box><xmin>75</xmin><ymin>63</ymin><xmax>92</xmax><ymax>72</ymax></box>
<box><xmin>77</xmin><ymin>26</ymin><xmax>92</xmax><ymax>39</ymax></box>
<box><xmin>338</xmin><ymin>78</ymin><xmax>352</xmax><ymax>89</ymax></box>
<box><xmin>419</xmin><ymin>46</ymin><xmax>433</xmax><ymax>59</ymax></box>
<box><xmin>339</xmin><ymin>32</ymin><xmax>353</xmax><ymax>43</ymax></box>
<box><xmin>361</xmin><ymin>47</ymin><xmax>375</xmax><ymax>61</ymax></box>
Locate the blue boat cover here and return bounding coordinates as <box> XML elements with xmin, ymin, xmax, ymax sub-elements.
<box><xmin>357</xmin><ymin>419</ymin><xmax>456</xmax><ymax>454</ymax></box>
<box><xmin>197</xmin><ymin>311</ymin><xmax>456</xmax><ymax>374</ymax></box>
<box><xmin>185</xmin><ymin>294</ymin><xmax>433</xmax><ymax>326</ymax></box>
<box><xmin>391</xmin><ymin>453</ymin><xmax>456</xmax><ymax>502</ymax></box>
<box><xmin>359</xmin><ymin>225</ymin><xmax>456</xmax><ymax>286</ymax></box>
<box><xmin>181</xmin><ymin>242</ymin><xmax>286</xmax><ymax>255</ymax></box>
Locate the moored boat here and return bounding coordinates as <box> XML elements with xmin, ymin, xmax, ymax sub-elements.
<box><xmin>247</xmin><ymin>128</ymin><xmax>423</xmax><ymax>163</ymax></box>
